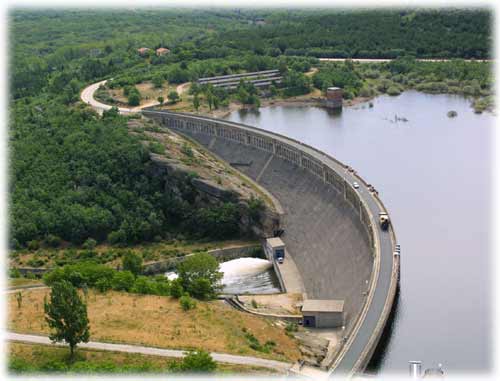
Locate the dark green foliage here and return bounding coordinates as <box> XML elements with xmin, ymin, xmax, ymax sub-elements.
<box><xmin>177</xmin><ymin>253</ymin><xmax>222</xmax><ymax>299</ymax></box>
<box><xmin>168</xmin><ymin>90</ymin><xmax>180</xmax><ymax>104</ymax></box>
<box><xmin>82</xmin><ymin>238</ymin><xmax>97</xmax><ymax>251</ymax></box>
<box><xmin>282</xmin><ymin>70</ymin><xmax>311</xmax><ymax>97</ymax></box>
<box><xmin>111</xmin><ymin>271</ymin><xmax>135</xmax><ymax>292</ymax></box>
<box><xmin>45</xmin><ymin>234</ymin><xmax>62</xmax><ymax>248</ymax></box>
<box><xmin>43</xmin><ymin>262</ymin><xmax>115</xmax><ymax>288</ymax></box>
<box><xmin>178</xmin><ymin>350</ymin><xmax>217</xmax><ymax>372</ymax></box>
<box><xmin>44</xmin><ymin>281</ymin><xmax>90</xmax><ymax>358</ymax></box>
<box><xmin>179</xmin><ymin>294</ymin><xmax>197</xmax><ymax>311</ymax></box>
<box><xmin>122</xmin><ymin>251</ymin><xmax>143</xmax><ymax>276</ymax></box>
<box><xmin>170</xmin><ymin>278</ymin><xmax>184</xmax><ymax>298</ymax></box>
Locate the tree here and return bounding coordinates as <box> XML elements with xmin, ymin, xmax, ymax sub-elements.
<box><xmin>44</xmin><ymin>281</ymin><xmax>90</xmax><ymax>359</ymax></box>
<box><xmin>193</xmin><ymin>93</ymin><xmax>200</xmax><ymax>111</ymax></box>
<box><xmin>180</xmin><ymin>350</ymin><xmax>217</xmax><ymax>372</ymax></box>
<box><xmin>170</xmin><ymin>278</ymin><xmax>184</xmax><ymax>298</ymax></box>
<box><xmin>177</xmin><ymin>253</ymin><xmax>222</xmax><ymax>299</ymax></box>
<box><xmin>152</xmin><ymin>74</ymin><xmax>164</xmax><ymax>88</ymax></box>
<box><xmin>128</xmin><ymin>92</ymin><xmax>140</xmax><ymax>106</ymax></box>
<box><xmin>157</xmin><ymin>96</ymin><xmax>164</xmax><ymax>105</ymax></box>
<box><xmin>168</xmin><ymin>90</ymin><xmax>180</xmax><ymax>104</ymax></box>
<box><xmin>122</xmin><ymin>251</ymin><xmax>143</xmax><ymax>276</ymax></box>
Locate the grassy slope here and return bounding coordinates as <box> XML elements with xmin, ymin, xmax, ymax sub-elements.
<box><xmin>8</xmin><ymin>289</ymin><xmax>301</xmax><ymax>362</ymax></box>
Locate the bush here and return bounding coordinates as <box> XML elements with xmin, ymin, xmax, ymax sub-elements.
<box><xmin>111</xmin><ymin>271</ymin><xmax>135</xmax><ymax>291</ymax></box>
<box><xmin>179</xmin><ymin>294</ymin><xmax>196</xmax><ymax>311</ymax></box>
<box><xmin>82</xmin><ymin>238</ymin><xmax>97</xmax><ymax>250</ymax></box>
<box><xmin>45</xmin><ymin>234</ymin><xmax>61</xmax><ymax>248</ymax></box>
<box><xmin>27</xmin><ymin>240</ymin><xmax>40</xmax><ymax>251</ymax></box>
<box><xmin>179</xmin><ymin>350</ymin><xmax>216</xmax><ymax>372</ymax></box>
<box><xmin>43</xmin><ymin>262</ymin><xmax>115</xmax><ymax>288</ymax></box>
<box><xmin>170</xmin><ymin>278</ymin><xmax>184</xmax><ymax>298</ymax></box>
<box><xmin>122</xmin><ymin>251</ymin><xmax>143</xmax><ymax>276</ymax></box>
<box><xmin>387</xmin><ymin>86</ymin><xmax>402</xmax><ymax>96</ymax></box>
<box><xmin>131</xmin><ymin>276</ymin><xmax>158</xmax><ymax>295</ymax></box>
<box><xmin>95</xmin><ymin>277</ymin><xmax>112</xmax><ymax>292</ymax></box>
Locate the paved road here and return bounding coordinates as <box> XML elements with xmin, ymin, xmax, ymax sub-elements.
<box><xmin>7</xmin><ymin>332</ymin><xmax>292</xmax><ymax>372</ymax></box>
<box><xmin>80</xmin><ymin>80</ymin><xmax>159</xmax><ymax>115</ymax></box>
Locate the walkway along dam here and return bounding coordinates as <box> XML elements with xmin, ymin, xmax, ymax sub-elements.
<box><xmin>141</xmin><ymin>110</ymin><xmax>400</xmax><ymax>377</ymax></box>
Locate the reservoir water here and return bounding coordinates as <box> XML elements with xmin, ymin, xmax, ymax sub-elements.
<box><xmin>226</xmin><ymin>91</ymin><xmax>493</xmax><ymax>375</ymax></box>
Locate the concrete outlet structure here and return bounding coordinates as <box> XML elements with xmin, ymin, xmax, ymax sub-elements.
<box><xmin>302</xmin><ymin>299</ymin><xmax>345</xmax><ymax>328</ymax></box>
<box><xmin>265</xmin><ymin>237</ymin><xmax>285</xmax><ymax>260</ymax></box>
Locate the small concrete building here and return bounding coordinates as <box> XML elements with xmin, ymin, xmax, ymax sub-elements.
<box><xmin>302</xmin><ymin>299</ymin><xmax>345</xmax><ymax>328</ymax></box>
<box><xmin>156</xmin><ymin>47</ymin><xmax>170</xmax><ymax>56</ymax></box>
<box><xmin>137</xmin><ymin>47</ymin><xmax>150</xmax><ymax>56</ymax></box>
<box><xmin>326</xmin><ymin>87</ymin><xmax>343</xmax><ymax>109</ymax></box>
<box><xmin>265</xmin><ymin>237</ymin><xmax>285</xmax><ymax>260</ymax></box>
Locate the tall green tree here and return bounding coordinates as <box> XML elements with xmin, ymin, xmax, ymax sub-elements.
<box><xmin>177</xmin><ymin>253</ymin><xmax>222</xmax><ymax>299</ymax></box>
<box><xmin>44</xmin><ymin>281</ymin><xmax>90</xmax><ymax>359</ymax></box>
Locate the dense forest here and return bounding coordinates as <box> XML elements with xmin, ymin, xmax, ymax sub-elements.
<box><xmin>9</xmin><ymin>8</ymin><xmax>493</xmax><ymax>249</ymax></box>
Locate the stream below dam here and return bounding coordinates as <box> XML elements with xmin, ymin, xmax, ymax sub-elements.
<box><xmin>225</xmin><ymin>90</ymin><xmax>493</xmax><ymax>375</ymax></box>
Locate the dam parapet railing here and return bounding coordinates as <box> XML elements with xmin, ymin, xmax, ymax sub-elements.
<box><xmin>141</xmin><ymin>109</ymin><xmax>399</xmax><ymax>375</ymax></box>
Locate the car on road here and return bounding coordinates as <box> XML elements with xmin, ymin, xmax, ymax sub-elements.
<box><xmin>277</xmin><ymin>257</ymin><xmax>284</xmax><ymax>264</ymax></box>
<box><xmin>353</xmin><ymin>181</ymin><xmax>360</xmax><ymax>189</ymax></box>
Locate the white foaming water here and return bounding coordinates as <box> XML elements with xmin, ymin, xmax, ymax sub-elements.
<box><xmin>165</xmin><ymin>257</ymin><xmax>279</xmax><ymax>294</ymax></box>
<box><xmin>219</xmin><ymin>257</ymin><xmax>272</xmax><ymax>282</ymax></box>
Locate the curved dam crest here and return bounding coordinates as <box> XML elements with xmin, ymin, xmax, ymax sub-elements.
<box><xmin>142</xmin><ymin>109</ymin><xmax>399</xmax><ymax>376</ymax></box>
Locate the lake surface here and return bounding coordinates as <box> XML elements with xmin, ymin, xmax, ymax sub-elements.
<box><xmin>226</xmin><ymin>91</ymin><xmax>493</xmax><ymax>375</ymax></box>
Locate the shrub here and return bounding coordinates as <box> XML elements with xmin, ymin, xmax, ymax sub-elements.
<box><xmin>45</xmin><ymin>234</ymin><xmax>61</xmax><ymax>248</ymax></box>
<box><xmin>179</xmin><ymin>294</ymin><xmax>196</xmax><ymax>311</ymax></box>
<box><xmin>82</xmin><ymin>238</ymin><xmax>97</xmax><ymax>250</ymax></box>
<box><xmin>170</xmin><ymin>278</ymin><xmax>184</xmax><ymax>298</ymax></box>
<box><xmin>27</xmin><ymin>240</ymin><xmax>40</xmax><ymax>251</ymax></box>
<box><xmin>95</xmin><ymin>277</ymin><xmax>112</xmax><ymax>292</ymax></box>
<box><xmin>132</xmin><ymin>276</ymin><xmax>157</xmax><ymax>295</ymax></box>
<box><xmin>107</xmin><ymin>230</ymin><xmax>127</xmax><ymax>246</ymax></box>
<box><xmin>9</xmin><ymin>268</ymin><xmax>21</xmax><ymax>278</ymax></box>
<box><xmin>179</xmin><ymin>350</ymin><xmax>216</xmax><ymax>372</ymax></box>
<box><xmin>122</xmin><ymin>251</ymin><xmax>143</xmax><ymax>276</ymax></box>
<box><xmin>387</xmin><ymin>86</ymin><xmax>402</xmax><ymax>96</ymax></box>
<box><xmin>111</xmin><ymin>271</ymin><xmax>135</xmax><ymax>292</ymax></box>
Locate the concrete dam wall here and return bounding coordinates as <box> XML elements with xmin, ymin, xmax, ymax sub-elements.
<box><xmin>142</xmin><ymin>110</ymin><xmax>399</xmax><ymax>376</ymax></box>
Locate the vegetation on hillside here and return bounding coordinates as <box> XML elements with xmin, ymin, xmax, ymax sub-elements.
<box><xmin>9</xmin><ymin>8</ymin><xmax>493</xmax><ymax>250</ymax></box>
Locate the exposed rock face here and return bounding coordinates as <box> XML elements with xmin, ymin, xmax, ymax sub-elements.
<box><xmin>292</xmin><ymin>331</ymin><xmax>330</xmax><ymax>368</ymax></box>
<box><xmin>149</xmin><ymin>152</ymin><xmax>279</xmax><ymax>238</ymax></box>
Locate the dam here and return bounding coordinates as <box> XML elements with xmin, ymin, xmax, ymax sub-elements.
<box><xmin>141</xmin><ymin>109</ymin><xmax>399</xmax><ymax>376</ymax></box>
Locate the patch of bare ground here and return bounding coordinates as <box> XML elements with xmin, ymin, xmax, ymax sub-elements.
<box><xmin>8</xmin><ymin>289</ymin><xmax>301</xmax><ymax>362</ymax></box>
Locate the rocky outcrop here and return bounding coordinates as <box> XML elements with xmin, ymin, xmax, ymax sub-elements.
<box><xmin>149</xmin><ymin>152</ymin><xmax>279</xmax><ymax>238</ymax></box>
